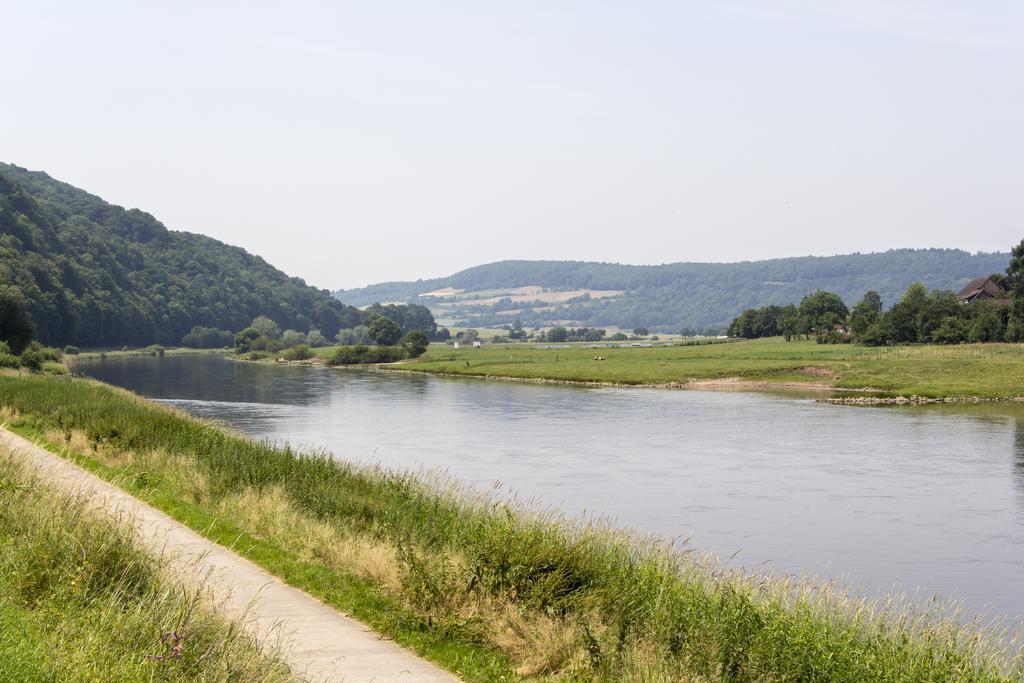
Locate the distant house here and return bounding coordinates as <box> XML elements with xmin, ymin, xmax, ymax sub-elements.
<box><xmin>472</xmin><ymin>341</ymin><xmax>482</xmax><ymax>348</ymax></box>
<box><xmin>956</xmin><ymin>275</ymin><xmax>1008</xmax><ymax>304</ymax></box>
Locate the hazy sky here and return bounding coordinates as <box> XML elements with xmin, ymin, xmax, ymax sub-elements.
<box><xmin>4</xmin><ymin>1</ymin><xmax>1022</xmax><ymax>289</ymax></box>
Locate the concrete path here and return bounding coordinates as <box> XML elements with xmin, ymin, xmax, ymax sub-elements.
<box><xmin>0</xmin><ymin>428</ymin><xmax>457</xmax><ymax>683</ymax></box>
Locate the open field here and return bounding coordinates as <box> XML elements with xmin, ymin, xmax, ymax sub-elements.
<box><xmin>0</xmin><ymin>372</ymin><xmax>1021</xmax><ymax>681</ymax></box>
<box><xmin>0</xmin><ymin>445</ymin><xmax>291</xmax><ymax>682</ymax></box>
<box><xmin>394</xmin><ymin>338</ymin><xmax>1024</xmax><ymax>399</ymax></box>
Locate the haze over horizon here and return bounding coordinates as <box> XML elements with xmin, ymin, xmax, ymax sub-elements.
<box><xmin>5</xmin><ymin>1</ymin><xmax>1021</xmax><ymax>289</ymax></box>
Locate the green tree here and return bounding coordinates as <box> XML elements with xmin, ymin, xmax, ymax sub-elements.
<box><xmin>546</xmin><ymin>326</ymin><xmax>568</xmax><ymax>343</ymax></box>
<box><xmin>798</xmin><ymin>290</ymin><xmax>849</xmax><ymax>333</ymax></box>
<box><xmin>233</xmin><ymin>327</ymin><xmax>261</xmax><ymax>354</ymax></box>
<box><xmin>400</xmin><ymin>331</ymin><xmax>430</xmax><ymax>357</ymax></box>
<box><xmin>970</xmin><ymin>310</ymin><xmax>1005</xmax><ymax>343</ymax></box>
<box><xmin>335</xmin><ymin>326</ymin><xmax>371</xmax><ymax>345</ymax></box>
<box><xmin>367</xmin><ymin>315</ymin><xmax>402</xmax><ymax>345</ymax></box>
<box><xmin>250</xmin><ymin>316</ymin><xmax>280</xmax><ymax>339</ymax></box>
<box><xmin>931</xmin><ymin>316</ymin><xmax>970</xmax><ymax>344</ymax></box>
<box><xmin>632</xmin><ymin>327</ymin><xmax>649</xmax><ymax>337</ymax></box>
<box><xmin>305</xmin><ymin>328</ymin><xmax>327</xmax><ymax>347</ymax></box>
<box><xmin>850</xmin><ymin>291</ymin><xmax>882</xmax><ymax>338</ymax></box>
<box><xmin>0</xmin><ymin>285</ymin><xmax>35</xmax><ymax>354</ymax></box>
<box><xmin>280</xmin><ymin>329</ymin><xmax>306</xmax><ymax>348</ymax></box>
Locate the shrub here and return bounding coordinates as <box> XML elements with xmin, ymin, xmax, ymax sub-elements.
<box><xmin>19</xmin><ymin>347</ymin><xmax>44</xmax><ymax>372</ymax></box>
<box><xmin>327</xmin><ymin>344</ymin><xmax>406</xmax><ymax>365</ymax></box>
<box><xmin>282</xmin><ymin>344</ymin><xmax>313</xmax><ymax>361</ymax></box>
<box><xmin>233</xmin><ymin>327</ymin><xmax>261</xmax><ymax>354</ymax></box>
<box><xmin>0</xmin><ymin>353</ymin><xmax>19</xmax><ymax>369</ymax></box>
<box><xmin>62</xmin><ymin>345</ymin><xmax>80</xmax><ymax>355</ymax></box>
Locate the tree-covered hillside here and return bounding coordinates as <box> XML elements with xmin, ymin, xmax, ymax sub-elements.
<box><xmin>0</xmin><ymin>163</ymin><xmax>363</xmax><ymax>347</ymax></box>
<box><xmin>336</xmin><ymin>251</ymin><xmax>1010</xmax><ymax>332</ymax></box>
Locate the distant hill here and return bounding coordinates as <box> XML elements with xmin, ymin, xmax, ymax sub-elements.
<box><xmin>0</xmin><ymin>163</ymin><xmax>363</xmax><ymax>347</ymax></box>
<box><xmin>335</xmin><ymin>251</ymin><xmax>1011</xmax><ymax>333</ymax></box>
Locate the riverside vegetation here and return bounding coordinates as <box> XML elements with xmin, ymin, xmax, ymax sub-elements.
<box><xmin>1</xmin><ymin>372</ymin><xmax>1021</xmax><ymax>681</ymax></box>
<box><xmin>0</xmin><ymin>445</ymin><xmax>292</xmax><ymax>682</ymax></box>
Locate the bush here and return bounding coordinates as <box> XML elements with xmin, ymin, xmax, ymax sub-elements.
<box><xmin>145</xmin><ymin>344</ymin><xmax>166</xmax><ymax>357</ymax></box>
<box><xmin>282</xmin><ymin>344</ymin><xmax>313</xmax><ymax>361</ymax></box>
<box><xmin>305</xmin><ymin>328</ymin><xmax>327</xmax><ymax>347</ymax></box>
<box><xmin>327</xmin><ymin>344</ymin><xmax>406</xmax><ymax>366</ymax></box>
<box><xmin>19</xmin><ymin>347</ymin><xmax>44</xmax><ymax>372</ymax></box>
<box><xmin>62</xmin><ymin>345</ymin><xmax>80</xmax><ymax>355</ymax></box>
<box><xmin>233</xmin><ymin>327</ymin><xmax>261</xmax><ymax>354</ymax></box>
<box><xmin>19</xmin><ymin>342</ymin><xmax>63</xmax><ymax>371</ymax></box>
<box><xmin>0</xmin><ymin>354</ymin><xmax>19</xmax><ymax>369</ymax></box>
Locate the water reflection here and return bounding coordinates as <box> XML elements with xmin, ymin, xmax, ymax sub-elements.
<box><xmin>73</xmin><ymin>354</ymin><xmax>1024</xmax><ymax>624</ymax></box>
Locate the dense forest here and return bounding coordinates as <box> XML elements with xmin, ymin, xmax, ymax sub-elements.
<box><xmin>0</xmin><ymin>163</ymin><xmax>364</xmax><ymax>347</ymax></box>
<box><xmin>337</xmin><ymin>252</ymin><xmax>1010</xmax><ymax>332</ymax></box>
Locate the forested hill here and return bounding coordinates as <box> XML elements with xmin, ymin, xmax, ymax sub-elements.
<box><xmin>336</xmin><ymin>251</ymin><xmax>1010</xmax><ymax>332</ymax></box>
<box><xmin>0</xmin><ymin>163</ymin><xmax>363</xmax><ymax>347</ymax></box>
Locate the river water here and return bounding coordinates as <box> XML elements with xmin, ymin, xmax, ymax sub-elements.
<box><xmin>73</xmin><ymin>354</ymin><xmax>1024</xmax><ymax>623</ymax></box>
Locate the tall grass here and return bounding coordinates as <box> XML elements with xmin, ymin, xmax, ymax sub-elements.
<box><xmin>0</xmin><ymin>448</ymin><xmax>293</xmax><ymax>682</ymax></box>
<box><xmin>1</xmin><ymin>372</ymin><xmax>1022</xmax><ymax>681</ymax></box>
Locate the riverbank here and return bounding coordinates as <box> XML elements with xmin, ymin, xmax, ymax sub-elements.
<box><xmin>0</xmin><ymin>372</ymin><xmax>1020</xmax><ymax>682</ymax></box>
<box><xmin>390</xmin><ymin>338</ymin><xmax>1024</xmax><ymax>400</ymax></box>
<box><xmin>0</xmin><ymin>439</ymin><xmax>292</xmax><ymax>682</ymax></box>
<box><xmin>0</xmin><ymin>428</ymin><xmax>453</xmax><ymax>683</ymax></box>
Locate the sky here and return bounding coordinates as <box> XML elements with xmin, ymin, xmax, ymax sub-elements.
<box><xmin>3</xmin><ymin>1</ymin><xmax>1022</xmax><ymax>290</ymax></box>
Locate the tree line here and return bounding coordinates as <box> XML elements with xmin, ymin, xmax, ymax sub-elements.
<box><xmin>728</xmin><ymin>239</ymin><xmax>1024</xmax><ymax>345</ymax></box>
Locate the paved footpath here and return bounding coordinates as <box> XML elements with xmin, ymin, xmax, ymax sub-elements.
<box><xmin>0</xmin><ymin>428</ymin><xmax>457</xmax><ymax>683</ymax></box>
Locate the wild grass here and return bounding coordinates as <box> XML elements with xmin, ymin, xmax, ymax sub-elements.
<box><xmin>1</xmin><ymin>373</ymin><xmax>1022</xmax><ymax>681</ymax></box>
<box><xmin>400</xmin><ymin>337</ymin><xmax>1024</xmax><ymax>398</ymax></box>
<box><xmin>0</xmin><ymin>448</ymin><xmax>293</xmax><ymax>682</ymax></box>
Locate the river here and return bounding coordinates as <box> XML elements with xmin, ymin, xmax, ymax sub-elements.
<box><xmin>73</xmin><ymin>354</ymin><xmax>1024</xmax><ymax>623</ymax></box>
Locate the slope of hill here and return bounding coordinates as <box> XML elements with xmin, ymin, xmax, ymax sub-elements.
<box><xmin>0</xmin><ymin>163</ymin><xmax>363</xmax><ymax>347</ymax></box>
<box><xmin>336</xmin><ymin>251</ymin><xmax>1010</xmax><ymax>332</ymax></box>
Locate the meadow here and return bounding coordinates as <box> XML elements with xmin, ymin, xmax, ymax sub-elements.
<box><xmin>395</xmin><ymin>337</ymin><xmax>1024</xmax><ymax>399</ymax></box>
<box><xmin>0</xmin><ymin>445</ymin><xmax>292</xmax><ymax>682</ymax></box>
<box><xmin>0</xmin><ymin>372</ymin><xmax>1021</xmax><ymax>681</ymax></box>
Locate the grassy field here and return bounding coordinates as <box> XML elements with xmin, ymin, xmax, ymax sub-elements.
<box><xmin>394</xmin><ymin>338</ymin><xmax>1024</xmax><ymax>398</ymax></box>
<box><xmin>0</xmin><ymin>446</ymin><xmax>292</xmax><ymax>682</ymax></box>
<box><xmin>0</xmin><ymin>372</ymin><xmax>1021</xmax><ymax>681</ymax></box>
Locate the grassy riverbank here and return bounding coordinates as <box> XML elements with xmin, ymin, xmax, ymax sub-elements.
<box><xmin>0</xmin><ymin>447</ymin><xmax>291</xmax><ymax>682</ymax></box>
<box><xmin>0</xmin><ymin>373</ymin><xmax>1021</xmax><ymax>681</ymax></box>
<box><xmin>394</xmin><ymin>338</ymin><xmax>1024</xmax><ymax>399</ymax></box>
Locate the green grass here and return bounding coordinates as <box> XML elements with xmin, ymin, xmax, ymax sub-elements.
<box><xmin>0</xmin><ymin>448</ymin><xmax>293</xmax><ymax>682</ymax></box>
<box><xmin>1</xmin><ymin>372</ymin><xmax>1022</xmax><ymax>680</ymax></box>
<box><xmin>73</xmin><ymin>347</ymin><xmax>231</xmax><ymax>360</ymax></box>
<box><xmin>393</xmin><ymin>338</ymin><xmax>1024</xmax><ymax>399</ymax></box>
